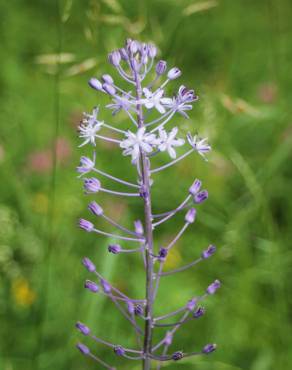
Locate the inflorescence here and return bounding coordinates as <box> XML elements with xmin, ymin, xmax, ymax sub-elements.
<box><xmin>75</xmin><ymin>38</ymin><xmax>220</xmax><ymax>370</ymax></box>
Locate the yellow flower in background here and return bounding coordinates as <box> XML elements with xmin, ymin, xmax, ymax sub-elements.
<box><xmin>163</xmin><ymin>248</ymin><xmax>182</xmax><ymax>270</ymax></box>
<box><xmin>32</xmin><ymin>193</ymin><xmax>49</xmax><ymax>214</ymax></box>
<box><xmin>12</xmin><ymin>278</ymin><xmax>36</xmax><ymax>307</ymax></box>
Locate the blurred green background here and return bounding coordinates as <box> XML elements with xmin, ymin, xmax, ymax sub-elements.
<box><xmin>0</xmin><ymin>0</ymin><xmax>292</xmax><ymax>369</ymax></box>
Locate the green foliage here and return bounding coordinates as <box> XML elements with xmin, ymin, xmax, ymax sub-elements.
<box><xmin>0</xmin><ymin>0</ymin><xmax>291</xmax><ymax>369</ymax></box>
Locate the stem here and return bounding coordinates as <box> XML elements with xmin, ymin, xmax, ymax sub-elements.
<box><xmin>151</xmin><ymin>149</ymin><xmax>194</xmax><ymax>173</ymax></box>
<box><xmin>152</xmin><ymin>195</ymin><xmax>191</xmax><ymax>218</ymax></box>
<box><xmin>152</xmin><ymin>195</ymin><xmax>191</xmax><ymax>227</ymax></box>
<box><xmin>100</xmin><ymin>187</ymin><xmax>140</xmax><ymax>197</ymax></box>
<box><xmin>88</xmin><ymin>353</ymin><xmax>114</xmax><ymax>370</ymax></box>
<box><xmin>102</xmin><ymin>214</ymin><xmax>139</xmax><ymax>236</ymax></box>
<box><xmin>92</xmin><ymin>228</ymin><xmax>143</xmax><ymax>242</ymax></box>
<box><xmin>157</xmin><ymin>257</ymin><xmax>202</xmax><ymax>277</ymax></box>
<box><xmin>92</xmin><ymin>167</ymin><xmax>139</xmax><ymax>188</ymax></box>
<box><xmin>156</xmin><ymin>311</ymin><xmax>190</xmax><ymax>370</ymax></box>
<box><xmin>133</xmin><ymin>64</ymin><xmax>154</xmax><ymax>370</ymax></box>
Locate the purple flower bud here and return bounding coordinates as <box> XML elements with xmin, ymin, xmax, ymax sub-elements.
<box><xmin>158</xmin><ymin>247</ymin><xmax>168</xmax><ymax>259</ymax></box>
<box><xmin>194</xmin><ymin>190</ymin><xmax>208</xmax><ymax>204</ymax></box>
<box><xmin>88</xmin><ymin>78</ymin><xmax>103</xmax><ymax>91</ymax></box>
<box><xmin>84</xmin><ymin>280</ymin><xmax>99</xmax><ymax>293</ymax></box>
<box><xmin>140</xmin><ymin>43</ymin><xmax>149</xmax><ymax>64</ymax></box>
<box><xmin>88</xmin><ymin>201</ymin><xmax>103</xmax><ymax>216</ymax></box>
<box><xmin>134</xmin><ymin>304</ymin><xmax>143</xmax><ymax>316</ymax></box>
<box><xmin>108</xmin><ymin>50</ymin><xmax>121</xmax><ymax>66</ymax></box>
<box><xmin>140</xmin><ymin>43</ymin><xmax>148</xmax><ymax>55</ymax></box>
<box><xmin>101</xmin><ymin>279</ymin><xmax>111</xmax><ymax>293</ymax></box>
<box><xmin>202</xmin><ymin>245</ymin><xmax>216</xmax><ymax>259</ymax></box>
<box><xmin>126</xmin><ymin>39</ymin><xmax>139</xmax><ymax>54</ymax></box>
<box><xmin>141</xmin><ymin>53</ymin><xmax>149</xmax><ymax>65</ymax></box>
<box><xmin>134</xmin><ymin>220</ymin><xmax>144</xmax><ymax>235</ymax></box>
<box><xmin>75</xmin><ymin>321</ymin><xmax>90</xmax><ymax>335</ymax></box>
<box><xmin>79</xmin><ymin>219</ymin><xmax>94</xmax><ymax>232</ymax></box>
<box><xmin>76</xmin><ymin>342</ymin><xmax>90</xmax><ymax>355</ymax></box>
<box><xmin>126</xmin><ymin>300</ymin><xmax>135</xmax><ymax>314</ymax></box>
<box><xmin>76</xmin><ymin>156</ymin><xmax>94</xmax><ymax>175</ymax></box>
<box><xmin>189</xmin><ymin>179</ymin><xmax>202</xmax><ymax>196</ymax></box>
<box><xmin>172</xmin><ymin>351</ymin><xmax>183</xmax><ymax>361</ymax></box>
<box><xmin>102</xmin><ymin>83</ymin><xmax>116</xmax><ymax>95</ymax></box>
<box><xmin>202</xmin><ymin>343</ymin><xmax>217</xmax><ymax>354</ymax></box>
<box><xmin>132</xmin><ymin>41</ymin><xmax>140</xmax><ymax>54</ymax></box>
<box><xmin>186</xmin><ymin>298</ymin><xmax>196</xmax><ymax>311</ymax></box>
<box><xmin>84</xmin><ymin>178</ymin><xmax>101</xmax><ymax>193</ymax></box>
<box><xmin>178</xmin><ymin>85</ymin><xmax>198</xmax><ymax>103</ymax></box>
<box><xmin>130</xmin><ymin>58</ymin><xmax>140</xmax><ymax>72</ymax></box>
<box><xmin>114</xmin><ymin>345</ymin><xmax>125</xmax><ymax>356</ymax></box>
<box><xmin>148</xmin><ymin>43</ymin><xmax>157</xmax><ymax>58</ymax></box>
<box><xmin>102</xmin><ymin>74</ymin><xmax>114</xmax><ymax>85</ymax></box>
<box><xmin>125</xmin><ymin>38</ymin><xmax>132</xmax><ymax>49</ymax></box>
<box><xmin>82</xmin><ymin>257</ymin><xmax>96</xmax><ymax>272</ymax></box>
<box><xmin>193</xmin><ymin>306</ymin><xmax>205</xmax><ymax>318</ymax></box>
<box><xmin>164</xmin><ymin>331</ymin><xmax>173</xmax><ymax>345</ymax></box>
<box><xmin>167</xmin><ymin>67</ymin><xmax>181</xmax><ymax>80</ymax></box>
<box><xmin>119</xmin><ymin>48</ymin><xmax>129</xmax><ymax>60</ymax></box>
<box><xmin>185</xmin><ymin>208</ymin><xmax>196</xmax><ymax>223</ymax></box>
<box><xmin>139</xmin><ymin>184</ymin><xmax>149</xmax><ymax>199</ymax></box>
<box><xmin>206</xmin><ymin>279</ymin><xmax>221</xmax><ymax>295</ymax></box>
<box><xmin>108</xmin><ymin>244</ymin><xmax>121</xmax><ymax>254</ymax></box>
<box><xmin>155</xmin><ymin>60</ymin><xmax>167</xmax><ymax>75</ymax></box>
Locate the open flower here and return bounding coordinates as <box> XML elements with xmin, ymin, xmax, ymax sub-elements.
<box><xmin>76</xmin><ymin>154</ymin><xmax>95</xmax><ymax>176</ymax></box>
<box><xmin>142</xmin><ymin>88</ymin><xmax>170</xmax><ymax>114</ymax></box>
<box><xmin>187</xmin><ymin>134</ymin><xmax>211</xmax><ymax>159</ymax></box>
<box><xmin>78</xmin><ymin>107</ymin><xmax>103</xmax><ymax>146</ymax></box>
<box><xmin>120</xmin><ymin>127</ymin><xmax>158</xmax><ymax>163</ymax></box>
<box><xmin>161</xmin><ymin>86</ymin><xmax>198</xmax><ymax>118</ymax></box>
<box><xmin>158</xmin><ymin>127</ymin><xmax>185</xmax><ymax>159</ymax></box>
<box><xmin>106</xmin><ymin>92</ymin><xmax>135</xmax><ymax>115</ymax></box>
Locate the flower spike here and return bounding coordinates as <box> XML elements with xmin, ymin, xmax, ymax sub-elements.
<box><xmin>76</xmin><ymin>39</ymin><xmax>221</xmax><ymax>370</ymax></box>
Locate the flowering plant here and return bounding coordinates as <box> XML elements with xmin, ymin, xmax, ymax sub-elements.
<box><xmin>75</xmin><ymin>39</ymin><xmax>220</xmax><ymax>370</ymax></box>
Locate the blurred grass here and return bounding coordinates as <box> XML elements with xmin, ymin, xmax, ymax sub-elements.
<box><xmin>0</xmin><ymin>0</ymin><xmax>292</xmax><ymax>369</ymax></box>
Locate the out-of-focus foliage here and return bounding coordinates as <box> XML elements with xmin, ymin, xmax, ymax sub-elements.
<box><xmin>0</xmin><ymin>0</ymin><xmax>291</xmax><ymax>369</ymax></box>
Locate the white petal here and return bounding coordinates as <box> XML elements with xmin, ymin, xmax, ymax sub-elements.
<box><xmin>160</xmin><ymin>97</ymin><xmax>173</xmax><ymax>105</ymax></box>
<box><xmin>155</xmin><ymin>103</ymin><xmax>166</xmax><ymax>114</ymax></box>
<box><xmin>145</xmin><ymin>101</ymin><xmax>154</xmax><ymax>109</ymax></box>
<box><xmin>168</xmin><ymin>147</ymin><xmax>177</xmax><ymax>159</ymax></box>
<box><xmin>173</xmin><ymin>138</ymin><xmax>185</xmax><ymax>146</ymax></box>
<box><xmin>158</xmin><ymin>143</ymin><xmax>167</xmax><ymax>152</ymax></box>
<box><xmin>143</xmin><ymin>88</ymin><xmax>151</xmax><ymax>98</ymax></box>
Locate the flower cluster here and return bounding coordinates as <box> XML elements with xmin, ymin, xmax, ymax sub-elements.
<box><xmin>75</xmin><ymin>39</ymin><xmax>220</xmax><ymax>370</ymax></box>
<box><xmin>120</xmin><ymin>126</ymin><xmax>185</xmax><ymax>163</ymax></box>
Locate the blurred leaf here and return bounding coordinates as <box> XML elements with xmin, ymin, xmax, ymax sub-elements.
<box><xmin>126</xmin><ymin>17</ymin><xmax>146</xmax><ymax>35</ymax></box>
<box><xmin>34</xmin><ymin>53</ymin><xmax>75</xmax><ymax>65</ymax></box>
<box><xmin>99</xmin><ymin>14</ymin><xmax>128</xmax><ymax>25</ymax></box>
<box><xmin>101</xmin><ymin>0</ymin><xmax>123</xmax><ymax>14</ymax></box>
<box><xmin>182</xmin><ymin>1</ymin><xmax>218</xmax><ymax>16</ymax></box>
<box><xmin>61</xmin><ymin>0</ymin><xmax>74</xmax><ymax>23</ymax></box>
<box><xmin>99</xmin><ymin>14</ymin><xmax>146</xmax><ymax>34</ymax></box>
<box><xmin>64</xmin><ymin>58</ymin><xmax>97</xmax><ymax>76</ymax></box>
<box><xmin>221</xmin><ymin>94</ymin><xmax>261</xmax><ymax>117</ymax></box>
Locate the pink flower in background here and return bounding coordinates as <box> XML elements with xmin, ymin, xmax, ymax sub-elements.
<box><xmin>257</xmin><ymin>82</ymin><xmax>278</xmax><ymax>104</ymax></box>
<box><xmin>55</xmin><ymin>137</ymin><xmax>72</xmax><ymax>163</ymax></box>
<box><xmin>28</xmin><ymin>150</ymin><xmax>52</xmax><ymax>173</ymax></box>
<box><xmin>28</xmin><ymin>137</ymin><xmax>72</xmax><ymax>173</ymax></box>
